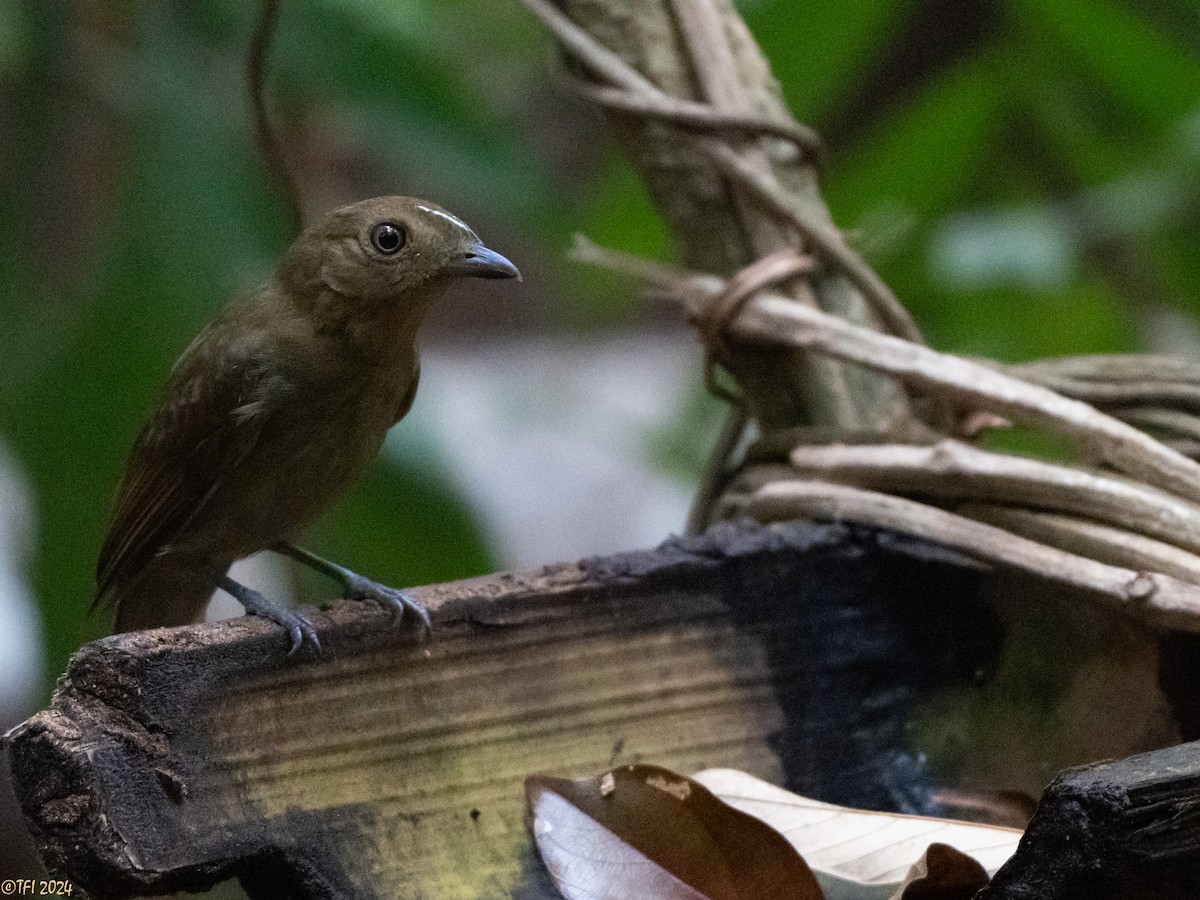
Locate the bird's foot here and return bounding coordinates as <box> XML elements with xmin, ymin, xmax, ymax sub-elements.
<box><xmin>220</xmin><ymin>575</ymin><xmax>320</xmax><ymax>655</ymax></box>
<box><xmin>344</xmin><ymin>574</ymin><xmax>432</xmax><ymax>634</ymax></box>
<box><xmin>269</xmin><ymin>544</ymin><xmax>430</xmax><ymax>637</ymax></box>
<box><xmin>246</xmin><ymin>596</ymin><xmax>320</xmax><ymax>655</ymax></box>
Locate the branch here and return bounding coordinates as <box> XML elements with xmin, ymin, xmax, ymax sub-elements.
<box><xmin>523</xmin><ymin>0</ymin><xmax>914</xmax><ymax>435</ymax></box>
<box><xmin>736</xmin><ymin>292</ymin><xmax>1200</xmax><ymax>502</ymax></box>
<box><xmin>743</xmin><ymin>480</ymin><xmax>1200</xmax><ymax>631</ymax></box>
<box><xmin>247</xmin><ymin>0</ymin><xmax>303</xmax><ymax>234</ymax></box>
<box><xmin>959</xmin><ymin>505</ymin><xmax>1200</xmax><ymax>586</ymax></box>
<box><xmin>572</xmin><ymin>241</ymin><xmax>1200</xmax><ymax>505</ymax></box>
<box><xmin>9</xmin><ymin>521</ymin><xmax>993</xmax><ymax>898</ymax></box>
<box><xmin>783</xmin><ymin>440</ymin><xmax>1200</xmax><ymax>555</ymax></box>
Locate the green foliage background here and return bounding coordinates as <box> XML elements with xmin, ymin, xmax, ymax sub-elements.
<box><xmin>1</xmin><ymin>0</ymin><xmax>1198</xmax><ymax>699</ymax></box>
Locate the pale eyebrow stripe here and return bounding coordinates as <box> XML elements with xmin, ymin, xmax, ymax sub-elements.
<box><xmin>417</xmin><ymin>204</ymin><xmax>476</xmax><ymax>238</ymax></box>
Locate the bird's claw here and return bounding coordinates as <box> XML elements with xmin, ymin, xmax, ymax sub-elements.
<box><xmin>237</xmin><ymin>588</ymin><xmax>321</xmax><ymax>654</ymax></box>
<box><xmin>282</xmin><ymin>611</ymin><xmax>321</xmax><ymax>655</ymax></box>
<box><xmin>345</xmin><ymin>575</ymin><xmax>432</xmax><ymax>635</ymax></box>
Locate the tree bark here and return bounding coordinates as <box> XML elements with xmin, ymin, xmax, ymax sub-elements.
<box><xmin>555</xmin><ymin>0</ymin><xmax>911</xmax><ymax>432</ymax></box>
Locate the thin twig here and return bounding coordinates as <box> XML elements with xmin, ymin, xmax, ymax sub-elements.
<box><xmin>784</xmin><ymin>440</ymin><xmax>1200</xmax><ymax>553</ymax></box>
<box><xmin>522</xmin><ymin>0</ymin><xmax>659</xmax><ymax>94</ymax></box>
<box><xmin>570</xmin><ymin>234</ymin><xmax>691</xmax><ymax>286</ymax></box>
<box><xmin>745</xmin><ymin>481</ymin><xmax>1200</xmax><ymax>632</ymax></box>
<box><xmin>731</xmin><ymin>292</ymin><xmax>1200</xmax><ymax>503</ymax></box>
<box><xmin>573</xmin><ymin>239</ymin><xmax>1200</xmax><ymax>504</ymax></box>
<box><xmin>557</xmin><ymin>73</ymin><xmax>825</xmax><ymax>162</ymax></box>
<box><xmin>700</xmin><ymin>141</ymin><xmax>924</xmax><ymax>344</ymax></box>
<box><xmin>1112</xmin><ymin>408</ymin><xmax>1200</xmax><ymax>441</ymax></box>
<box><xmin>959</xmin><ymin>505</ymin><xmax>1200</xmax><ymax>586</ymax></box>
<box><xmin>685</xmin><ymin>407</ymin><xmax>749</xmax><ymax>536</ymax></box>
<box><xmin>248</xmin><ymin>0</ymin><xmax>303</xmax><ymax>234</ymax></box>
<box><xmin>1004</xmin><ymin>373</ymin><xmax>1200</xmax><ymax>411</ymax></box>
<box><xmin>1008</xmin><ymin>354</ymin><xmax>1200</xmax><ymax>385</ymax></box>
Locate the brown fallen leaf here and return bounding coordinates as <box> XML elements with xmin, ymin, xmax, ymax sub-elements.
<box><xmin>526</xmin><ymin>763</ymin><xmax>824</xmax><ymax>900</ymax></box>
<box><xmin>889</xmin><ymin>842</ymin><xmax>990</xmax><ymax>900</ymax></box>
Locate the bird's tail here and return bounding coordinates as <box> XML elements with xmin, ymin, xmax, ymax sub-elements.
<box><xmin>108</xmin><ymin>561</ymin><xmax>221</xmax><ymax>633</ymax></box>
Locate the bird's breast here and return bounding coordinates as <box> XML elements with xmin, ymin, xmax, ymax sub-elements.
<box><xmin>196</xmin><ymin>352</ymin><xmax>419</xmax><ymax>552</ymax></box>
<box><xmin>278</xmin><ymin>353</ymin><xmax>418</xmax><ymax>476</ymax></box>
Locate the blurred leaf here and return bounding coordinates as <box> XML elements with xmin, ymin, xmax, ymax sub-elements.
<box><xmin>527</xmin><ymin>764</ymin><xmax>823</xmax><ymax>900</ymax></box>
<box><xmin>934</xmin><ymin>277</ymin><xmax>1133</xmax><ymax>363</ymax></box>
<box><xmin>1146</xmin><ymin>224</ymin><xmax>1200</xmax><ymax>322</ymax></box>
<box><xmin>275</xmin><ymin>0</ymin><xmax>555</xmax><ymax>219</ymax></box>
<box><xmin>745</xmin><ymin>0</ymin><xmax>912</xmax><ymax>125</ymax></box>
<box><xmin>313</xmin><ymin>0</ymin><xmax>439</xmax><ymax>44</ymax></box>
<box><xmin>824</xmin><ymin>51</ymin><xmax>1008</xmax><ymax>339</ymax></box>
<box><xmin>1015</xmin><ymin>42</ymin><xmax>1152</xmax><ymax>184</ymax></box>
<box><xmin>1009</xmin><ymin>0</ymin><xmax>1200</xmax><ymax>130</ymax></box>
<box><xmin>575</xmin><ymin>160</ymin><xmax>672</xmax><ymax>260</ymax></box>
<box><xmin>828</xmin><ymin>52</ymin><xmax>1007</xmax><ymax>233</ymax></box>
<box><xmin>692</xmin><ymin>769</ymin><xmax>1021</xmax><ymax>900</ymax></box>
<box><xmin>0</xmin><ymin>1</ymin><xmax>32</xmax><ymax>74</ymax></box>
<box><xmin>568</xmin><ymin>161</ymin><xmax>672</xmax><ymax>325</ymax></box>
<box><xmin>278</xmin><ymin>1</ymin><xmax>479</xmax><ymax>125</ymax></box>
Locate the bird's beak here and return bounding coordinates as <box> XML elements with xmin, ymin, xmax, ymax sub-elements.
<box><xmin>445</xmin><ymin>243</ymin><xmax>521</xmax><ymax>281</ymax></box>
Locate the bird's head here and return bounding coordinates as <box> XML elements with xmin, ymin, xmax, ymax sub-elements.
<box><xmin>279</xmin><ymin>196</ymin><xmax>520</xmax><ymax>310</ymax></box>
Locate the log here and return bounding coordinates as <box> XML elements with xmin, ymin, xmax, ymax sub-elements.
<box><xmin>980</xmin><ymin>740</ymin><xmax>1200</xmax><ymax>900</ymax></box>
<box><xmin>3</xmin><ymin>520</ymin><xmax>1192</xmax><ymax>899</ymax></box>
<box><xmin>5</xmin><ymin>521</ymin><xmax>984</xmax><ymax>898</ymax></box>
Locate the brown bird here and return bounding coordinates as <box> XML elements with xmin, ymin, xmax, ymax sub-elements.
<box><xmin>96</xmin><ymin>196</ymin><xmax>519</xmax><ymax>652</ymax></box>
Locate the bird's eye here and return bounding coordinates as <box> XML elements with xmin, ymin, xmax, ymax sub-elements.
<box><xmin>369</xmin><ymin>222</ymin><xmax>406</xmax><ymax>255</ymax></box>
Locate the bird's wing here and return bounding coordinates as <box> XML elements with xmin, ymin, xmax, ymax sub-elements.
<box><xmin>96</xmin><ymin>326</ymin><xmax>274</xmax><ymax>603</ymax></box>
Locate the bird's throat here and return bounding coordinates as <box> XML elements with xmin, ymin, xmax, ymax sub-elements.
<box><xmin>318</xmin><ymin>282</ymin><xmax>440</xmax><ymax>365</ymax></box>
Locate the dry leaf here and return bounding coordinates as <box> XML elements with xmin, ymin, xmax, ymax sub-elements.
<box><xmin>888</xmin><ymin>842</ymin><xmax>990</xmax><ymax>900</ymax></box>
<box><xmin>692</xmin><ymin>770</ymin><xmax>1022</xmax><ymax>900</ymax></box>
<box><xmin>526</xmin><ymin>763</ymin><xmax>824</xmax><ymax>900</ymax></box>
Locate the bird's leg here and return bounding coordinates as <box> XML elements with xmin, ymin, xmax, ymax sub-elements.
<box><xmin>272</xmin><ymin>542</ymin><xmax>432</xmax><ymax>632</ymax></box>
<box><xmin>216</xmin><ymin>574</ymin><xmax>320</xmax><ymax>655</ymax></box>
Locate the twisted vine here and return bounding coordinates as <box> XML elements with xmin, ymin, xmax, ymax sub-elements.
<box><xmin>524</xmin><ymin>0</ymin><xmax>1200</xmax><ymax>631</ymax></box>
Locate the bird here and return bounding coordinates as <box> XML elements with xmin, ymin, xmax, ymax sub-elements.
<box><xmin>95</xmin><ymin>196</ymin><xmax>520</xmax><ymax>653</ymax></box>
